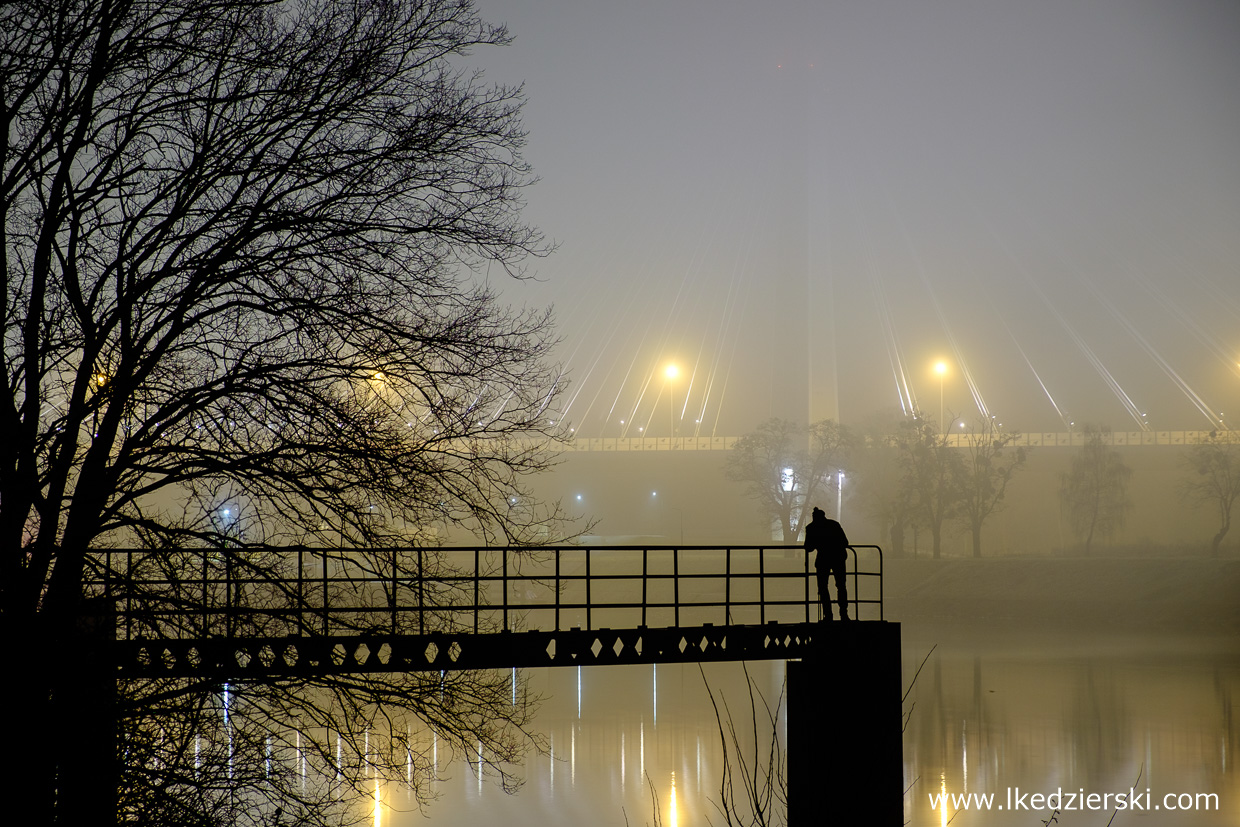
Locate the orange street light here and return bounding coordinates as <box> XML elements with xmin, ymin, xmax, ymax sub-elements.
<box><xmin>934</xmin><ymin>361</ymin><xmax>948</xmax><ymax>431</ymax></box>
<box><xmin>663</xmin><ymin>363</ymin><xmax>680</xmax><ymax>436</ymax></box>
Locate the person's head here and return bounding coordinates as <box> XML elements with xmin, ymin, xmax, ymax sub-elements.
<box><xmin>811</xmin><ymin>507</ymin><xmax>825</xmax><ymax>521</ymax></box>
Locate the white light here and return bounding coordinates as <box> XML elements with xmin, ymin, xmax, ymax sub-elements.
<box><xmin>576</xmin><ymin>494</ymin><xmax>582</xmax><ymax>501</ymax></box>
<box><xmin>652</xmin><ymin>491</ymin><xmax>657</xmax><ymax>497</ymax></box>
<box><xmin>780</xmin><ymin>467</ymin><xmax>795</xmax><ymax>492</ymax></box>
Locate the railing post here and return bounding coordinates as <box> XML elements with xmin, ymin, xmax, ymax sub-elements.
<box><xmin>554</xmin><ymin>549</ymin><xmax>561</xmax><ymax>631</ymax></box>
<box><xmin>202</xmin><ymin>549</ymin><xmax>209</xmax><ymax>638</ymax></box>
<box><xmin>474</xmin><ymin>548</ymin><xmax>480</xmax><ymax>635</ymax></box>
<box><xmin>641</xmin><ymin>548</ymin><xmax>648</xmax><ymax>627</ymax></box>
<box><xmin>585</xmin><ymin>548</ymin><xmax>592</xmax><ymax>631</ymax></box>
<box><xmin>759</xmin><ymin>547</ymin><xmax>766</xmax><ymax>625</ymax></box>
<box><xmin>673</xmin><ymin>548</ymin><xmax>680</xmax><ymax>627</ymax></box>
<box><xmin>725</xmin><ymin>548</ymin><xmax>731</xmax><ymax>625</ymax></box>
<box><xmin>503</xmin><ymin>549</ymin><xmax>509</xmax><ymax>632</ymax></box>
<box><xmin>321</xmin><ymin>548</ymin><xmax>329</xmax><ymax>637</ymax></box>
<box><xmin>878</xmin><ymin>546</ymin><xmax>885</xmax><ymax>621</ymax></box>
<box><xmin>297</xmin><ymin>548</ymin><xmax>304</xmax><ymax>636</ymax></box>
<box><xmin>225</xmin><ymin>549</ymin><xmax>233</xmax><ymax>640</ymax></box>
<box><xmin>127</xmin><ymin>550</ymin><xmax>134</xmax><ymax>641</ymax></box>
<box><xmin>391</xmin><ymin>548</ymin><xmax>398</xmax><ymax>636</ymax></box>
<box><xmin>418</xmin><ymin>549</ymin><xmax>425</xmax><ymax>635</ymax></box>
<box><xmin>805</xmin><ymin>545</ymin><xmax>811</xmax><ymax>623</ymax></box>
<box><xmin>850</xmin><ymin>547</ymin><xmax>858</xmax><ymax>621</ymax></box>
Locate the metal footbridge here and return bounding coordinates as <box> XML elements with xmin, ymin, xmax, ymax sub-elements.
<box><xmin>85</xmin><ymin>544</ymin><xmax>884</xmax><ymax>679</ymax></box>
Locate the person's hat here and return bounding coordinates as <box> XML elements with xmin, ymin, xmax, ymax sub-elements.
<box><xmin>812</xmin><ymin>507</ymin><xmax>825</xmax><ymax>518</ymax></box>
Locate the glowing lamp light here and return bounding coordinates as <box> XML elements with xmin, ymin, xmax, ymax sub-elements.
<box><xmin>664</xmin><ymin>363</ymin><xmax>679</xmax><ymax>380</ymax></box>
<box><xmin>934</xmin><ymin>361</ymin><xmax>948</xmax><ymax>376</ymax></box>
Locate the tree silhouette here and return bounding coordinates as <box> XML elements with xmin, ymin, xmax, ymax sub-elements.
<box><xmin>850</xmin><ymin>410</ymin><xmax>916</xmax><ymax>557</ymax></box>
<box><xmin>1179</xmin><ymin>431</ymin><xmax>1240</xmax><ymax>557</ymax></box>
<box><xmin>896</xmin><ymin>416</ymin><xmax>962</xmax><ymax>560</ymax></box>
<box><xmin>2</xmin><ymin>1</ymin><xmax>570</xmax><ymax>822</ymax></box>
<box><xmin>1059</xmin><ymin>426</ymin><xmax>1132</xmax><ymax>555</ymax></box>
<box><xmin>724</xmin><ymin>419</ymin><xmax>852</xmax><ymax>542</ymax></box>
<box><xmin>953</xmin><ymin>417</ymin><xmax>1027</xmax><ymax>558</ymax></box>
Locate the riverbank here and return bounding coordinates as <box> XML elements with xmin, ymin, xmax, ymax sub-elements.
<box><xmin>883</xmin><ymin>557</ymin><xmax>1240</xmax><ymax>633</ymax></box>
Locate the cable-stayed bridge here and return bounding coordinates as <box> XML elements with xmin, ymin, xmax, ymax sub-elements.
<box><xmin>554</xmin><ymin>429</ymin><xmax>1235</xmax><ymax>452</ymax></box>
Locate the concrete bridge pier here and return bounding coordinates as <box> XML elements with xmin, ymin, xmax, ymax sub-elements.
<box><xmin>788</xmin><ymin>622</ymin><xmax>903</xmax><ymax>826</ymax></box>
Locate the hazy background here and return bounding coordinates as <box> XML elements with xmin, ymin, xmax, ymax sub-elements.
<box><xmin>472</xmin><ymin>0</ymin><xmax>1240</xmax><ymax>438</ymax></box>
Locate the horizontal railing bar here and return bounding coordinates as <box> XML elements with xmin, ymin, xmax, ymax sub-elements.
<box><xmin>86</xmin><ymin>544</ymin><xmax>885</xmax><ymax>639</ymax></box>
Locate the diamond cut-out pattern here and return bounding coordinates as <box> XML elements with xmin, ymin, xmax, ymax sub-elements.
<box><xmin>116</xmin><ymin>621</ymin><xmax>825</xmax><ymax>677</ymax></box>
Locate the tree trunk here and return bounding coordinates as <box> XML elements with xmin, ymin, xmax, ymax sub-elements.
<box><xmin>971</xmin><ymin>523</ymin><xmax>983</xmax><ymax>558</ymax></box>
<box><xmin>889</xmin><ymin>518</ymin><xmax>905</xmax><ymax>558</ymax></box>
<box><xmin>4</xmin><ymin>616</ymin><xmax>57</xmax><ymax>826</ymax></box>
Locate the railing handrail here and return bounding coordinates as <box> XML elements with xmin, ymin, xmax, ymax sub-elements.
<box><xmin>84</xmin><ymin>544</ymin><xmax>884</xmax><ymax>642</ymax></box>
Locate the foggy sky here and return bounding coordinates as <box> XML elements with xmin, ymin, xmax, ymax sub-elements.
<box><xmin>472</xmin><ymin>0</ymin><xmax>1240</xmax><ymax>436</ymax></box>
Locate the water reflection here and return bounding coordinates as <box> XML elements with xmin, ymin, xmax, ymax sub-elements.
<box><xmin>902</xmin><ymin>630</ymin><xmax>1238</xmax><ymax>826</ymax></box>
<box><xmin>324</xmin><ymin>630</ymin><xmax>1235</xmax><ymax>827</ymax></box>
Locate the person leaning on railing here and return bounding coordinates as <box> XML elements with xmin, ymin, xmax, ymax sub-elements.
<box><xmin>803</xmin><ymin>507</ymin><xmax>852</xmax><ymax>621</ymax></box>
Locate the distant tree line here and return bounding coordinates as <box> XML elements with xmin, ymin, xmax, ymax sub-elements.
<box><xmin>726</xmin><ymin>415</ymin><xmax>1240</xmax><ymax>559</ymax></box>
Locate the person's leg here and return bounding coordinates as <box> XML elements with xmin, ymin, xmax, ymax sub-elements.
<box><xmin>816</xmin><ymin>571</ymin><xmax>832</xmax><ymax>620</ymax></box>
<box><xmin>833</xmin><ymin>564</ymin><xmax>849</xmax><ymax>619</ymax></box>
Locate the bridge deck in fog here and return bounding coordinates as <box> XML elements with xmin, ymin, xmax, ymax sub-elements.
<box><xmin>556</xmin><ymin>429</ymin><xmax>1234</xmax><ymax>451</ymax></box>
<box><xmin>87</xmin><ymin>545</ymin><xmax>884</xmax><ymax>679</ymax></box>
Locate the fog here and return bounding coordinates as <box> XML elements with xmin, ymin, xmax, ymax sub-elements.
<box><xmin>473</xmin><ymin>0</ymin><xmax>1240</xmax><ymax>436</ymax></box>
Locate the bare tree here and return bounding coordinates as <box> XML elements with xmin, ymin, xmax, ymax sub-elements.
<box><xmin>701</xmin><ymin>665</ymin><xmax>787</xmax><ymax>827</ymax></box>
<box><xmin>952</xmin><ymin>417</ymin><xmax>1027</xmax><ymax>558</ymax></box>
<box><xmin>724</xmin><ymin>419</ymin><xmax>852</xmax><ymax>542</ymax></box>
<box><xmin>1059</xmin><ymin>425</ymin><xmax>1132</xmax><ymax>555</ymax></box>
<box><xmin>2</xmin><ymin>0</ymin><xmax>572</xmax><ymax>822</ymax></box>
<box><xmin>1179</xmin><ymin>430</ymin><xmax>1240</xmax><ymax>557</ymax></box>
<box><xmin>850</xmin><ymin>410</ymin><xmax>915</xmax><ymax>557</ymax></box>
<box><xmin>896</xmin><ymin>415</ymin><xmax>961</xmax><ymax>559</ymax></box>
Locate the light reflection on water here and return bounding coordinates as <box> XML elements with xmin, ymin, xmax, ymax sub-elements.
<box><xmin>902</xmin><ymin>629</ymin><xmax>1239</xmax><ymax>827</ymax></box>
<box><xmin>378</xmin><ymin>630</ymin><xmax>1237</xmax><ymax>827</ymax></box>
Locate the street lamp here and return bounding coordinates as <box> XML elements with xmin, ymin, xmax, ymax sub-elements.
<box><xmin>837</xmin><ymin>470</ymin><xmax>845</xmax><ymax>522</ymax></box>
<box><xmin>934</xmin><ymin>361</ymin><xmax>948</xmax><ymax>432</ymax></box>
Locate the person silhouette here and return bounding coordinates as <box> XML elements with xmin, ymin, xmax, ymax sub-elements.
<box><xmin>803</xmin><ymin>506</ymin><xmax>851</xmax><ymax>621</ymax></box>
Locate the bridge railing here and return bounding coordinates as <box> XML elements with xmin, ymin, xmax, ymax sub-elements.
<box><xmin>84</xmin><ymin>544</ymin><xmax>883</xmax><ymax>642</ymax></box>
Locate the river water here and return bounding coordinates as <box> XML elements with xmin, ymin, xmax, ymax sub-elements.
<box><xmin>383</xmin><ymin>626</ymin><xmax>1237</xmax><ymax>826</ymax></box>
